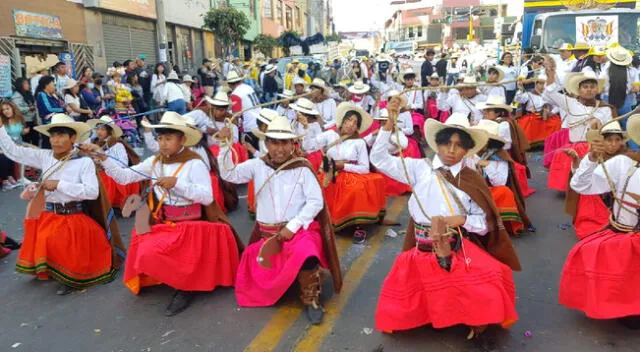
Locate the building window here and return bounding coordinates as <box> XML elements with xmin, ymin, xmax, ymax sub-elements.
<box><xmin>408</xmin><ymin>27</ymin><xmax>414</xmax><ymax>38</ymax></box>
<box><xmin>276</xmin><ymin>0</ymin><xmax>283</xmax><ymax>23</ymax></box>
<box><xmin>296</xmin><ymin>6</ymin><xmax>301</xmax><ymax>27</ymax></box>
<box><xmin>263</xmin><ymin>0</ymin><xmax>272</xmax><ymax>19</ymax></box>
<box><xmin>417</xmin><ymin>26</ymin><xmax>422</xmax><ymax>38</ymax></box>
<box><xmin>286</xmin><ymin>6</ymin><xmax>293</xmax><ymax>30</ymax></box>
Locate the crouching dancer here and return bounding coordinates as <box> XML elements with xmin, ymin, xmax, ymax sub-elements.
<box><xmin>217</xmin><ymin>115</ymin><xmax>342</xmax><ymax>325</ymax></box>
<box><xmin>83</xmin><ymin>112</ymin><xmax>243</xmax><ymax>316</ymax></box>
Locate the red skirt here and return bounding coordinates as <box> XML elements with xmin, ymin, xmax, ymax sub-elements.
<box><xmin>517</xmin><ymin>113</ymin><xmax>562</xmax><ymax>146</ymax></box>
<box><xmin>411</xmin><ymin>112</ymin><xmax>425</xmax><ymax>137</ymax></box>
<box><xmin>490</xmin><ymin>186</ymin><xmax>524</xmax><ymax>236</ymax></box>
<box><xmin>427</xmin><ymin>98</ymin><xmax>450</xmax><ymax>123</ymax></box>
<box><xmin>574</xmin><ymin>195</ymin><xmax>610</xmax><ymax>240</ymax></box>
<box><xmin>559</xmin><ymin>228</ymin><xmax>640</xmax><ymax>319</ymax></box>
<box><xmin>320</xmin><ymin>172</ymin><xmax>387</xmax><ymax>231</ymax></box>
<box><xmin>247</xmin><ymin>180</ymin><xmax>256</xmax><ymax>218</ymax></box>
<box><xmin>124</xmin><ymin>221</ymin><xmax>239</xmax><ymax>294</ymax></box>
<box><xmin>514</xmin><ymin>162</ymin><xmax>535</xmax><ymax>197</ymax></box>
<box><xmin>376</xmin><ymin>239</ymin><xmax>518</xmax><ymax>331</ymax></box>
<box><xmin>210</xmin><ymin>142</ymin><xmax>249</xmax><ymax>164</ymax></box>
<box><xmin>210</xmin><ymin>172</ymin><xmax>227</xmax><ymax>214</ymax></box>
<box><xmin>543</xmin><ymin>129</ymin><xmax>570</xmax><ymax>168</ymax></box>
<box><xmin>306</xmin><ymin>151</ymin><xmax>323</xmax><ymax>173</ymax></box>
<box><xmin>17</xmin><ymin>212</ymin><xmax>116</xmax><ymax>288</ymax></box>
<box><xmin>548</xmin><ymin>142</ymin><xmax>589</xmax><ymax>191</ymax></box>
<box><xmin>235</xmin><ymin>221</ymin><xmax>328</xmax><ymax>307</ymax></box>
<box><xmin>99</xmin><ymin>171</ymin><xmax>140</xmax><ymax>208</ymax></box>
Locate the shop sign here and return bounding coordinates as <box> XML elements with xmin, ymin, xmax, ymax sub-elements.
<box><xmin>0</xmin><ymin>56</ymin><xmax>12</xmax><ymax>98</ymax></box>
<box><xmin>99</xmin><ymin>0</ymin><xmax>157</xmax><ymax>19</ymax></box>
<box><xmin>13</xmin><ymin>10</ymin><xmax>63</xmax><ymax>40</ymax></box>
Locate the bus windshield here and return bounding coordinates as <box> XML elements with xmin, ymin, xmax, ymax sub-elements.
<box><xmin>542</xmin><ymin>13</ymin><xmax>640</xmax><ymax>53</ymax></box>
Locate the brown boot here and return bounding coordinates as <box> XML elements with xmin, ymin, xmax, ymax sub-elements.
<box><xmin>298</xmin><ymin>266</ymin><xmax>325</xmax><ymax>325</ymax></box>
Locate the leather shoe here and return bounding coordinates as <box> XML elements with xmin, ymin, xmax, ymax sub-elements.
<box><xmin>165</xmin><ymin>290</ymin><xmax>194</xmax><ymax>316</ymax></box>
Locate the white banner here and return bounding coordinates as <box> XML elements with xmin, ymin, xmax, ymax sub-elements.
<box><xmin>575</xmin><ymin>15</ymin><xmax>618</xmax><ymax>49</ymax></box>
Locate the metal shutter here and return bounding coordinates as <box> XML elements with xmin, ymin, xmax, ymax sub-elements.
<box><xmin>130</xmin><ymin>28</ymin><xmax>157</xmax><ymax>64</ymax></box>
<box><xmin>103</xmin><ymin>24</ymin><xmax>157</xmax><ymax>66</ymax></box>
<box><xmin>193</xmin><ymin>31</ymin><xmax>204</xmax><ymax>71</ymax></box>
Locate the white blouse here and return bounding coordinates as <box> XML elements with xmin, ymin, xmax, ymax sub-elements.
<box><xmin>302</xmin><ymin>129</ymin><xmax>370</xmax><ymax>174</ymax></box>
<box><xmin>364</xmin><ymin>128</ymin><xmax>408</xmax><ymax>155</ymax></box>
<box><xmin>142</xmin><ymin>131</ymin><xmax>212</xmax><ymax>170</ymax></box>
<box><xmin>102</xmin><ymin>152</ymin><xmax>212</xmax><ymax>206</ymax></box>
<box><xmin>315</xmin><ymin>98</ymin><xmax>337</xmax><ymax>128</ymax></box>
<box><xmin>371</xmin><ymin>130</ymin><xmax>487</xmax><ymax>234</ymax></box>
<box><xmin>0</xmin><ymin>127</ymin><xmax>98</xmax><ymax>203</ymax></box>
<box><xmin>514</xmin><ymin>91</ymin><xmax>559</xmax><ymax>114</ymax></box>
<box><xmin>466</xmin><ymin>154</ymin><xmax>509</xmax><ymax>187</ymax></box>
<box><xmin>403</xmin><ymin>90</ymin><xmax>424</xmax><ymax>111</ymax></box>
<box><xmin>103</xmin><ymin>142</ymin><xmax>128</xmax><ymax>166</ymax></box>
<box><xmin>217</xmin><ymin>153</ymin><xmax>324</xmax><ymax>233</ymax></box>
<box><xmin>437</xmin><ymin>90</ymin><xmax>488</xmax><ymax>124</ymax></box>
<box><xmin>276</xmin><ymin>105</ymin><xmax>297</xmax><ymax>123</ymax></box>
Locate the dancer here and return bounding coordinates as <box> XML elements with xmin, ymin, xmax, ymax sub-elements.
<box><xmin>514</xmin><ymin>75</ymin><xmax>562</xmax><ymax>147</ymax></box>
<box><xmin>437</xmin><ymin>75</ymin><xmax>488</xmax><ymax>124</ymax></box>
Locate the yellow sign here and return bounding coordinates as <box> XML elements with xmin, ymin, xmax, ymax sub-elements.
<box><xmin>99</xmin><ymin>0</ymin><xmax>157</xmax><ymax>19</ymax></box>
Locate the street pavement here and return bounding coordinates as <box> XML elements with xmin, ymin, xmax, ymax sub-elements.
<box><xmin>2</xmin><ymin>151</ymin><xmax>640</xmax><ymax>352</ymax></box>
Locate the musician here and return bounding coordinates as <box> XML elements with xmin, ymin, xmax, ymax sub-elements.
<box><xmin>300</xmin><ymin>103</ymin><xmax>387</xmax><ymax>244</ymax></box>
<box><xmin>0</xmin><ymin>113</ymin><xmax>125</xmax><ymax>295</ymax></box>
<box><xmin>217</xmin><ymin>115</ymin><xmax>342</xmax><ymax>325</ymax></box>
<box><xmin>84</xmin><ymin>111</ymin><xmax>242</xmax><ymax>316</ymax></box>
<box><xmin>560</xmin><ymin>114</ymin><xmax>640</xmax><ymax>327</ymax></box>
<box><xmin>370</xmin><ymin>108</ymin><xmax>520</xmax><ymax>343</ymax></box>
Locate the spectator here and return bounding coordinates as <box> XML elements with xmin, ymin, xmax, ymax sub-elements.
<box><xmin>190</xmin><ymin>75</ymin><xmax>206</xmax><ymax>109</ymax></box>
<box><xmin>151</xmin><ymin>63</ymin><xmax>166</xmax><ymax>106</ymax></box>
<box><xmin>11</xmin><ymin>77</ymin><xmax>38</xmax><ymax>146</ymax></box>
<box><xmin>446</xmin><ymin>55</ymin><xmax>460</xmax><ymax>86</ymax></box>
<box><xmin>63</xmin><ymin>79</ymin><xmax>93</xmax><ymax>122</ymax></box>
<box><xmin>30</xmin><ymin>65</ymin><xmax>48</xmax><ymax>95</ymax></box>
<box><xmin>0</xmin><ymin>101</ymin><xmax>29</xmax><ymax>188</ymax></box>
<box><xmin>79</xmin><ymin>67</ymin><xmax>93</xmax><ymax>84</ymax></box>
<box><xmin>420</xmin><ymin>49</ymin><xmax>436</xmax><ymax>87</ymax></box>
<box><xmin>181</xmin><ymin>74</ymin><xmax>194</xmax><ymax>111</ymax></box>
<box><xmin>80</xmin><ymin>77</ymin><xmax>101</xmax><ymax>111</ymax></box>
<box><xmin>135</xmin><ymin>55</ymin><xmax>152</xmax><ymax>106</ymax></box>
<box><xmin>53</xmin><ymin>62</ymin><xmax>70</xmax><ymax>97</ymax></box>
<box><xmin>112</xmin><ymin>71</ymin><xmax>136</xmax><ymax>116</ymax></box>
<box><xmin>262</xmin><ymin>65</ymin><xmax>279</xmax><ymax>105</ymax></box>
<box><xmin>92</xmin><ymin>72</ymin><xmax>115</xmax><ymax>109</ymax></box>
<box><xmin>123</xmin><ymin>59</ymin><xmax>137</xmax><ymax>82</ymax></box>
<box><xmin>163</xmin><ymin>71</ymin><xmax>187</xmax><ymax>114</ymax></box>
<box><xmin>436</xmin><ymin>53</ymin><xmax>448</xmax><ymax>79</ymax></box>
<box><xmin>197</xmin><ymin>58</ymin><xmax>216</xmax><ymax>97</ymax></box>
<box><xmin>126</xmin><ymin>73</ymin><xmax>147</xmax><ymax>114</ymax></box>
<box><xmin>35</xmin><ymin>75</ymin><xmax>66</xmax><ymax>148</ymax></box>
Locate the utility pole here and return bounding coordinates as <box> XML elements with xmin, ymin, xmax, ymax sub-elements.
<box><xmin>156</xmin><ymin>0</ymin><xmax>168</xmax><ymax>63</ymax></box>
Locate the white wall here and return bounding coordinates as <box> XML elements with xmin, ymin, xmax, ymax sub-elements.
<box><xmin>165</xmin><ymin>0</ymin><xmax>210</xmax><ymax>28</ymax></box>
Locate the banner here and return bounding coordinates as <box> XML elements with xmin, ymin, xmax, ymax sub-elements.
<box><xmin>59</xmin><ymin>52</ymin><xmax>77</xmax><ymax>79</ymax></box>
<box><xmin>575</xmin><ymin>15</ymin><xmax>618</xmax><ymax>48</ymax></box>
<box><xmin>13</xmin><ymin>10</ymin><xmax>63</xmax><ymax>40</ymax></box>
<box><xmin>0</xmin><ymin>56</ymin><xmax>12</xmax><ymax>98</ymax></box>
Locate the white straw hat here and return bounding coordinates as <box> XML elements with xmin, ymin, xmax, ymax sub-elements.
<box><xmin>309</xmin><ymin>78</ymin><xmax>330</xmax><ymax>94</ymax></box>
<box><xmin>564</xmin><ymin>71</ymin><xmax>607</xmax><ymax>96</ymax></box>
<box><xmin>34</xmin><ymin>113</ymin><xmax>91</xmax><ymax>138</ymax></box>
<box><xmin>87</xmin><ymin>116</ymin><xmax>123</xmax><ymax>138</ymax></box>
<box><xmin>63</xmin><ymin>78</ymin><xmax>79</xmax><ymax>91</ymax></box>
<box><xmin>385</xmin><ymin>90</ymin><xmax>408</xmax><ymax>108</ymax></box>
<box><xmin>292</xmin><ymin>76</ymin><xmax>307</xmax><ymax>87</ymax></box>
<box><xmin>182</xmin><ymin>74</ymin><xmax>194</xmax><ymax>83</ymax></box>
<box><xmin>424</xmin><ymin>112</ymin><xmax>489</xmax><ymax>157</ymax></box>
<box><xmin>278</xmin><ymin>89</ymin><xmax>295</xmax><ymax>99</ymax></box>
<box><xmin>347</xmin><ymin>80</ymin><xmax>370</xmax><ymax>94</ymax></box>
<box><xmin>399</xmin><ymin>68</ymin><xmax>417</xmax><ymax>83</ymax></box>
<box><xmin>476</xmin><ymin>95</ymin><xmax>513</xmax><ymax>112</ymax></box>
<box><xmin>487</xmin><ymin>66</ymin><xmax>504</xmax><ymax>81</ymax></box>
<box><xmin>261</xmin><ymin>115</ymin><xmax>300</xmax><ymax>140</ymax></box>
<box><xmin>257</xmin><ymin>108</ymin><xmax>279</xmax><ymax>125</ymax></box>
<box><xmin>625</xmin><ymin>115</ymin><xmax>640</xmax><ymax>144</ymax></box>
<box><xmin>140</xmin><ymin>111</ymin><xmax>202</xmax><ymax>147</ymax></box>
<box><xmin>471</xmin><ymin>119</ymin><xmax>506</xmax><ymax>145</ymax></box>
<box><xmin>205</xmin><ymin>91</ymin><xmax>231</xmax><ymax>106</ymax></box>
<box><xmin>264</xmin><ymin>64</ymin><xmax>277</xmax><ymax>74</ymax></box>
<box><xmin>335</xmin><ymin>102</ymin><xmax>373</xmax><ymax>134</ymax></box>
<box><xmin>290</xmin><ymin>98</ymin><xmax>319</xmax><ymax>115</ymax></box>
<box><xmin>167</xmin><ymin>71</ymin><xmax>179</xmax><ymax>81</ymax></box>
<box><xmin>225</xmin><ymin>70</ymin><xmax>244</xmax><ymax>83</ymax></box>
<box><xmin>606</xmin><ymin>45</ymin><xmax>633</xmax><ymax>66</ymax></box>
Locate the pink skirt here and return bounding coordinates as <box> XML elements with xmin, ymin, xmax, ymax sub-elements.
<box><xmin>548</xmin><ymin>142</ymin><xmax>589</xmax><ymax>191</ymax></box>
<box><xmin>411</xmin><ymin>111</ymin><xmax>425</xmax><ymax>137</ymax></box>
<box><xmin>376</xmin><ymin>239</ymin><xmax>518</xmax><ymax>331</ymax></box>
<box><xmin>235</xmin><ymin>221</ymin><xmax>328</xmax><ymax>307</ymax></box>
<box><xmin>543</xmin><ymin>128</ymin><xmax>570</xmax><ymax>169</ymax></box>
<box><xmin>559</xmin><ymin>228</ymin><xmax>640</xmax><ymax>319</ymax></box>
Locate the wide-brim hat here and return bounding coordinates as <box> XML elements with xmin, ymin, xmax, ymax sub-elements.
<box><xmin>290</xmin><ymin>98</ymin><xmax>319</xmax><ymax>115</ymax></box>
<box><xmin>87</xmin><ymin>116</ymin><xmax>123</xmax><ymax>138</ymax></box>
<box><xmin>476</xmin><ymin>95</ymin><xmax>513</xmax><ymax>112</ymax></box>
<box><xmin>167</xmin><ymin>71</ymin><xmax>179</xmax><ymax>81</ymax></box>
<box><xmin>348</xmin><ymin>80</ymin><xmax>370</xmax><ymax>94</ymax></box>
<box><xmin>487</xmin><ymin>66</ymin><xmax>504</xmax><ymax>81</ymax></box>
<box><xmin>626</xmin><ymin>114</ymin><xmax>640</xmax><ymax>145</ymax></box>
<box><xmin>457</xmin><ymin>75</ymin><xmax>478</xmax><ymax>88</ymax></box>
<box><xmin>430</xmin><ymin>72</ymin><xmax>440</xmax><ymax>80</ymax></box>
<box><xmin>600</xmin><ymin>120</ymin><xmax>627</xmax><ymax>137</ymax></box>
<box><xmin>258</xmin><ymin>115</ymin><xmax>300</xmax><ymax>140</ymax></box>
<box><xmin>564</xmin><ymin>71</ymin><xmax>607</xmax><ymax>96</ymax></box>
<box><xmin>606</xmin><ymin>45</ymin><xmax>633</xmax><ymax>66</ymax></box>
<box><xmin>63</xmin><ymin>78</ymin><xmax>79</xmax><ymax>91</ymax></box>
<box><xmin>225</xmin><ymin>70</ymin><xmax>244</xmax><ymax>83</ymax></box>
<box><xmin>292</xmin><ymin>76</ymin><xmax>307</xmax><ymax>87</ymax></box>
<box><xmin>424</xmin><ymin>112</ymin><xmax>489</xmax><ymax>157</ymax></box>
<box><xmin>264</xmin><ymin>64</ymin><xmax>277</xmax><ymax>74</ymax></box>
<box><xmin>471</xmin><ymin>119</ymin><xmax>507</xmax><ymax>145</ymax></box>
<box><xmin>558</xmin><ymin>43</ymin><xmax>574</xmax><ymax>51</ymax></box>
<box><xmin>182</xmin><ymin>74</ymin><xmax>194</xmax><ymax>83</ymax></box>
<box><xmin>140</xmin><ymin>111</ymin><xmax>202</xmax><ymax>147</ymax></box>
<box><xmin>385</xmin><ymin>90</ymin><xmax>408</xmax><ymax>108</ymax></box>
<box><xmin>376</xmin><ymin>54</ymin><xmax>392</xmax><ymax>63</ymax></box>
<box><xmin>399</xmin><ymin>68</ymin><xmax>417</xmax><ymax>83</ymax></box>
<box><xmin>278</xmin><ymin>89</ymin><xmax>295</xmax><ymax>99</ymax></box>
<box><xmin>257</xmin><ymin>108</ymin><xmax>279</xmax><ymax>125</ymax></box>
<box><xmin>335</xmin><ymin>102</ymin><xmax>373</xmax><ymax>134</ymax></box>
<box><xmin>570</xmin><ymin>42</ymin><xmax>590</xmax><ymax>51</ymax></box>
<box><xmin>34</xmin><ymin>113</ymin><xmax>91</xmax><ymax>139</ymax></box>
<box><xmin>309</xmin><ymin>78</ymin><xmax>329</xmax><ymax>94</ymax></box>
<box><xmin>205</xmin><ymin>91</ymin><xmax>230</xmax><ymax>106</ymax></box>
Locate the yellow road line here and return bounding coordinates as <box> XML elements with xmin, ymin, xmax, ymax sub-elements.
<box><xmin>292</xmin><ymin>197</ymin><xmax>407</xmax><ymax>352</ymax></box>
<box><xmin>243</xmin><ymin>235</ymin><xmax>353</xmax><ymax>351</ymax></box>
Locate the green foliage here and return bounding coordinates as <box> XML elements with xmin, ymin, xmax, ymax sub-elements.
<box><xmin>202</xmin><ymin>7</ymin><xmax>250</xmax><ymax>56</ymax></box>
<box><xmin>254</xmin><ymin>34</ymin><xmax>277</xmax><ymax>57</ymax></box>
<box><xmin>325</xmin><ymin>34</ymin><xmax>341</xmax><ymax>43</ymax></box>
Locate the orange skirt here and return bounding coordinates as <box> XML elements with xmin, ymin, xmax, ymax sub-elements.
<box><xmin>100</xmin><ymin>171</ymin><xmax>140</xmax><ymax>208</ymax></box>
<box><xmin>320</xmin><ymin>172</ymin><xmax>387</xmax><ymax>231</ymax></box>
<box><xmin>17</xmin><ymin>212</ymin><xmax>116</xmax><ymax>288</ymax></box>
<box><xmin>517</xmin><ymin>113</ymin><xmax>562</xmax><ymax>146</ymax></box>
<box><xmin>490</xmin><ymin>186</ymin><xmax>524</xmax><ymax>236</ymax></box>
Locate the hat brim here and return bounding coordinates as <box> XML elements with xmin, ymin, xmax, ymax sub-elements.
<box><xmin>424</xmin><ymin>119</ymin><xmax>489</xmax><ymax>157</ymax></box>
<box><xmin>476</xmin><ymin>102</ymin><xmax>513</xmax><ymax>113</ymax></box>
<box><xmin>626</xmin><ymin>114</ymin><xmax>640</xmax><ymax>145</ymax></box>
<box><xmin>34</xmin><ymin>122</ymin><xmax>92</xmax><ymax>140</ymax></box>
<box><xmin>387</xmin><ymin>94</ymin><xmax>409</xmax><ymax>109</ymax></box>
<box><xmin>309</xmin><ymin>84</ymin><xmax>328</xmax><ymax>94</ymax></box>
<box><xmin>290</xmin><ymin>103</ymin><xmax>319</xmax><ymax>116</ymax></box>
<box><xmin>348</xmin><ymin>86</ymin><xmax>370</xmax><ymax>94</ymax></box>
<box><xmin>565</xmin><ymin>74</ymin><xmax>607</xmax><ymax>96</ymax></box>
<box><xmin>335</xmin><ymin>103</ymin><xmax>373</xmax><ymax>134</ymax></box>
<box><xmin>265</xmin><ymin>68</ymin><xmax>277</xmax><ymax>74</ymax></box>
<box><xmin>606</xmin><ymin>51</ymin><xmax>633</xmax><ymax>66</ymax></box>
<box><xmin>226</xmin><ymin>76</ymin><xmax>245</xmax><ymax>83</ymax></box>
<box><xmin>140</xmin><ymin>121</ymin><xmax>202</xmax><ymax>147</ymax></box>
<box><xmin>206</xmin><ymin>95</ymin><xmax>230</xmax><ymax>107</ymax></box>
<box><xmin>87</xmin><ymin>119</ymin><xmax>123</xmax><ymax>138</ymax></box>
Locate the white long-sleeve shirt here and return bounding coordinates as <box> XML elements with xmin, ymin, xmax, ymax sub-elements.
<box><xmin>142</xmin><ymin>132</ymin><xmax>212</xmax><ymax>170</ymax></box>
<box><xmin>570</xmin><ymin>155</ymin><xmax>640</xmax><ymax>228</ymax></box>
<box><xmin>350</xmin><ymin>95</ymin><xmax>376</xmax><ymax>113</ymax></box>
<box><xmin>514</xmin><ymin>91</ymin><xmax>559</xmax><ymax>114</ymax></box>
<box><xmin>102</xmin><ymin>142</ymin><xmax>128</xmax><ymax>166</ymax></box>
<box><xmin>543</xmin><ymin>83</ymin><xmax>613</xmax><ymax>143</ymax></box>
<box><xmin>397</xmin><ymin>111</ymin><xmax>414</xmax><ymax>136</ymax></box>
<box><xmin>102</xmin><ymin>153</ymin><xmax>212</xmax><ymax>206</ymax></box>
<box><xmin>478</xmin><ymin>85</ymin><xmax>505</xmax><ymax>100</ymax></box>
<box><xmin>370</xmin><ymin>130</ymin><xmax>487</xmax><ymax>234</ymax></box>
<box><xmin>467</xmin><ymin>154</ymin><xmax>509</xmax><ymax>186</ymax></box>
<box><xmin>0</xmin><ymin>126</ymin><xmax>98</xmax><ymax>203</ymax></box>
<box><xmin>370</xmin><ymin>74</ymin><xmax>399</xmax><ymax>96</ymax></box>
<box><xmin>437</xmin><ymin>90</ymin><xmax>487</xmax><ymax>123</ymax></box>
<box><xmin>364</xmin><ymin>128</ymin><xmax>408</xmax><ymax>155</ymax></box>
<box><xmin>302</xmin><ymin>130</ymin><xmax>370</xmax><ymax>174</ymax></box>
<box><xmin>499</xmin><ymin>65</ymin><xmax>518</xmax><ymax>91</ymax></box>
<box><xmin>403</xmin><ymin>90</ymin><xmax>424</xmax><ymax>111</ymax></box>
<box><xmin>315</xmin><ymin>98</ymin><xmax>337</xmax><ymax>128</ymax></box>
<box><xmin>276</xmin><ymin>105</ymin><xmax>297</xmax><ymax>122</ymax></box>
<box><xmin>217</xmin><ymin>152</ymin><xmax>323</xmax><ymax>233</ymax></box>
<box><xmin>163</xmin><ymin>82</ymin><xmax>186</xmax><ymax>103</ymax></box>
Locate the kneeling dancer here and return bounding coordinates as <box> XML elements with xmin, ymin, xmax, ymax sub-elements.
<box><xmin>217</xmin><ymin>115</ymin><xmax>342</xmax><ymax>325</ymax></box>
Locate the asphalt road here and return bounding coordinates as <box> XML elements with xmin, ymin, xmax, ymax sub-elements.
<box><xmin>2</xmin><ymin>151</ymin><xmax>640</xmax><ymax>352</ymax></box>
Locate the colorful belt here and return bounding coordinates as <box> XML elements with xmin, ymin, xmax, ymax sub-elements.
<box><xmin>45</xmin><ymin>201</ymin><xmax>85</xmax><ymax>215</ymax></box>
<box><xmin>414</xmin><ymin>222</ymin><xmax>459</xmax><ymax>252</ymax></box>
<box><xmin>258</xmin><ymin>222</ymin><xmax>287</xmax><ymax>238</ymax></box>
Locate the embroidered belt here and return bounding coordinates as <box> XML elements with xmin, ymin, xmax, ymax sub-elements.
<box><xmin>414</xmin><ymin>222</ymin><xmax>460</xmax><ymax>252</ymax></box>
<box><xmin>258</xmin><ymin>222</ymin><xmax>287</xmax><ymax>238</ymax></box>
<box><xmin>45</xmin><ymin>201</ymin><xmax>85</xmax><ymax>215</ymax></box>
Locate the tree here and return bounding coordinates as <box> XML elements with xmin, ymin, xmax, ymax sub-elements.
<box><xmin>202</xmin><ymin>7</ymin><xmax>250</xmax><ymax>57</ymax></box>
<box><xmin>254</xmin><ymin>34</ymin><xmax>277</xmax><ymax>57</ymax></box>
